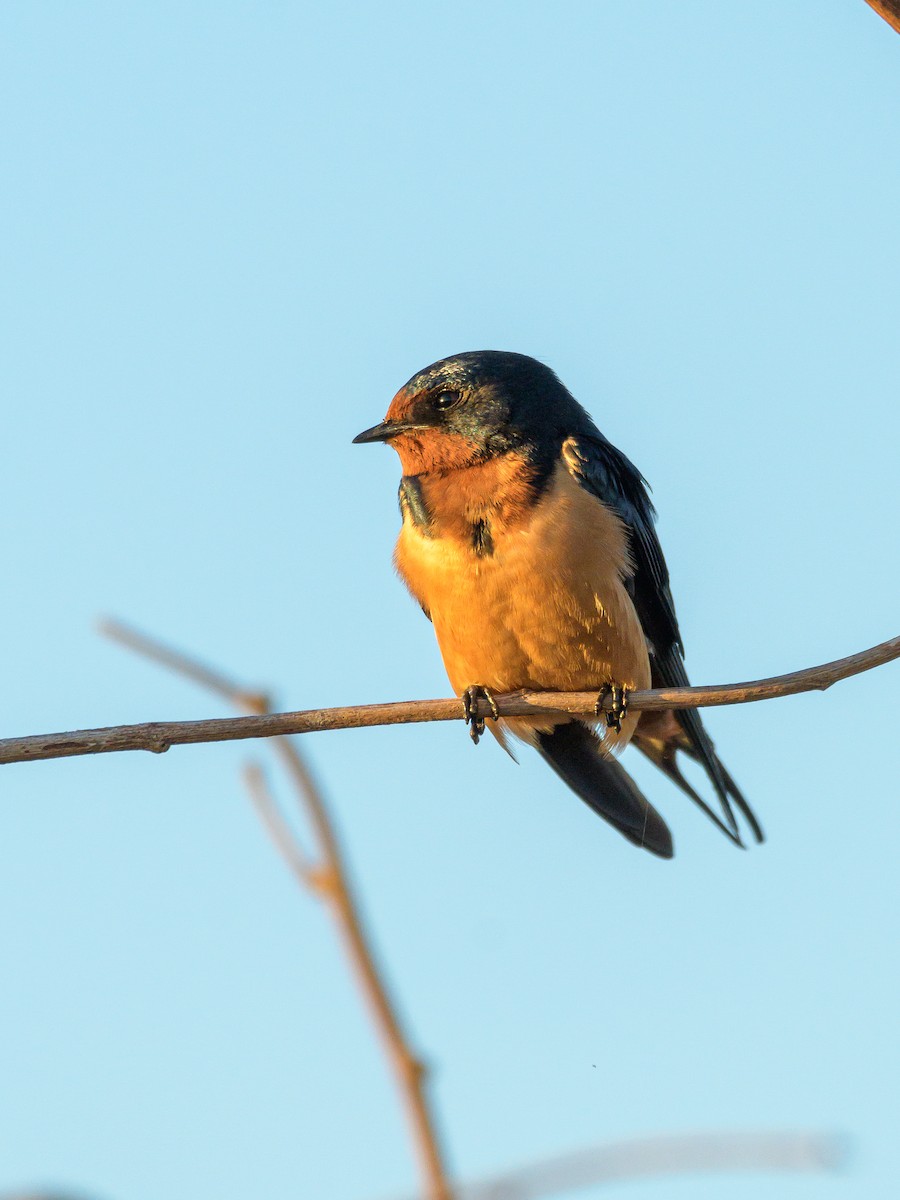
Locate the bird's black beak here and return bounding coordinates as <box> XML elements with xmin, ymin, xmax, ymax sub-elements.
<box><xmin>352</xmin><ymin>420</ymin><xmax>423</xmax><ymax>445</ymax></box>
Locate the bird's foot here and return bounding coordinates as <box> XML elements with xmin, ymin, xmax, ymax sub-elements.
<box><xmin>462</xmin><ymin>685</ymin><xmax>500</xmax><ymax>745</ymax></box>
<box><xmin>595</xmin><ymin>684</ymin><xmax>629</xmax><ymax>734</ymax></box>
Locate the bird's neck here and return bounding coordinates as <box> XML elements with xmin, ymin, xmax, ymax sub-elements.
<box><xmin>402</xmin><ymin>451</ymin><xmax>548</xmax><ymax>544</ymax></box>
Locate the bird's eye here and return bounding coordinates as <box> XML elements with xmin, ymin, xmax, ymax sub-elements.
<box><xmin>432</xmin><ymin>390</ymin><xmax>462</xmax><ymax>411</ymax></box>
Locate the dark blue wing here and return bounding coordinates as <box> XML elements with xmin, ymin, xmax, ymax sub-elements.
<box><xmin>562</xmin><ymin>434</ymin><xmax>762</xmax><ymax>845</ymax></box>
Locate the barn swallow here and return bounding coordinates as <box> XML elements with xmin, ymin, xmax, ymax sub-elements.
<box><xmin>354</xmin><ymin>351</ymin><xmax>763</xmax><ymax>858</ymax></box>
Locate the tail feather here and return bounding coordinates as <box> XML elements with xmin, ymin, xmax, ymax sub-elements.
<box><xmin>656</xmin><ymin>647</ymin><xmax>744</xmax><ymax>838</ymax></box>
<box><xmin>536</xmin><ymin>722</ymin><xmax>674</xmax><ymax>859</ymax></box>
<box><xmin>634</xmin><ymin>735</ymin><xmax>743</xmax><ymax>847</ymax></box>
<box><xmin>688</xmin><ymin>747</ymin><xmax>764</xmax><ymax>845</ymax></box>
<box><xmin>633</xmin><ymin>708</ymin><xmax>764</xmax><ymax>847</ymax></box>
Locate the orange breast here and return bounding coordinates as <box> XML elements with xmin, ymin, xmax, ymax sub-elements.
<box><xmin>394</xmin><ymin>458</ymin><xmax>651</xmax><ymax>748</ymax></box>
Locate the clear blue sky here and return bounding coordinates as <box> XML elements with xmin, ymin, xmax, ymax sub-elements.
<box><xmin>1</xmin><ymin>3</ymin><xmax>898</xmax><ymax>1199</ymax></box>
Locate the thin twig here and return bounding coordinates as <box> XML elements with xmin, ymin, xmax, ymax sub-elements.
<box><xmin>102</xmin><ymin>620</ymin><xmax>453</xmax><ymax>1200</ymax></box>
<box><xmin>863</xmin><ymin>0</ymin><xmax>900</xmax><ymax>34</ymax></box>
<box><xmin>2</xmin><ymin>632</ymin><xmax>898</xmax><ymax>767</ymax></box>
<box><xmin>244</xmin><ymin>762</ymin><xmax>318</xmax><ymax>888</ymax></box>
<box><xmin>96</xmin><ymin>619</ymin><xmax>272</xmax><ymax>711</ymax></box>
<box><xmin>393</xmin><ymin>1129</ymin><xmax>844</xmax><ymax>1200</ymax></box>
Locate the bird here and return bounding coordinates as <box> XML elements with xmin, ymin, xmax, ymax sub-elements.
<box><xmin>353</xmin><ymin>350</ymin><xmax>762</xmax><ymax>858</ymax></box>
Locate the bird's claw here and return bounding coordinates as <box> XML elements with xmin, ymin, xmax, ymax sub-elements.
<box><xmin>462</xmin><ymin>685</ymin><xmax>500</xmax><ymax>745</ymax></box>
<box><xmin>595</xmin><ymin>684</ymin><xmax>629</xmax><ymax>734</ymax></box>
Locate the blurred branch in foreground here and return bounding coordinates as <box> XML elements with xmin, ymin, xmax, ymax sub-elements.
<box><xmin>2</xmin><ymin>631</ymin><xmax>899</xmax><ymax>766</ymax></box>
<box><xmin>98</xmin><ymin>621</ymin><xmax>853</xmax><ymax>1200</ymax></box>
<box><xmin>100</xmin><ymin>620</ymin><xmax>453</xmax><ymax>1200</ymax></box>
<box><xmin>0</xmin><ymin>1193</ymin><xmax>106</xmax><ymax>1200</ymax></box>
<box><xmin>392</xmin><ymin>1130</ymin><xmax>844</xmax><ymax>1200</ymax></box>
<box><xmin>0</xmin><ymin>1128</ymin><xmax>843</xmax><ymax>1200</ymax></box>
<box><xmin>863</xmin><ymin>0</ymin><xmax>900</xmax><ymax>34</ymax></box>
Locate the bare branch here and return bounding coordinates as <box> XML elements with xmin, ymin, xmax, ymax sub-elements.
<box><xmin>243</xmin><ymin>762</ymin><xmax>318</xmax><ymax>888</ymax></box>
<box><xmin>386</xmin><ymin>1128</ymin><xmax>844</xmax><ymax>1195</ymax></box>
<box><xmin>103</xmin><ymin>621</ymin><xmax>453</xmax><ymax>1200</ymax></box>
<box><xmin>3</xmin><ymin>632</ymin><xmax>898</xmax><ymax>767</ymax></box>
<box><xmin>98</xmin><ymin>618</ymin><xmax>271</xmax><ymax>712</ymax></box>
<box><xmin>0</xmin><ymin>1193</ymin><xmax>105</xmax><ymax>1200</ymax></box>
<box><xmin>402</xmin><ymin>1130</ymin><xmax>844</xmax><ymax>1200</ymax></box>
<box><xmin>863</xmin><ymin>0</ymin><xmax>900</xmax><ymax>34</ymax></box>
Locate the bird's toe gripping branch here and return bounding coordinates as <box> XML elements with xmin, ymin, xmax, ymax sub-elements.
<box><xmin>595</xmin><ymin>684</ymin><xmax>629</xmax><ymax>734</ymax></box>
<box><xmin>462</xmin><ymin>686</ymin><xmax>500</xmax><ymax>745</ymax></box>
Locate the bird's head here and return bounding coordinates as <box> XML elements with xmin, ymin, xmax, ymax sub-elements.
<box><xmin>353</xmin><ymin>350</ymin><xmax>592</xmax><ymax>476</ymax></box>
